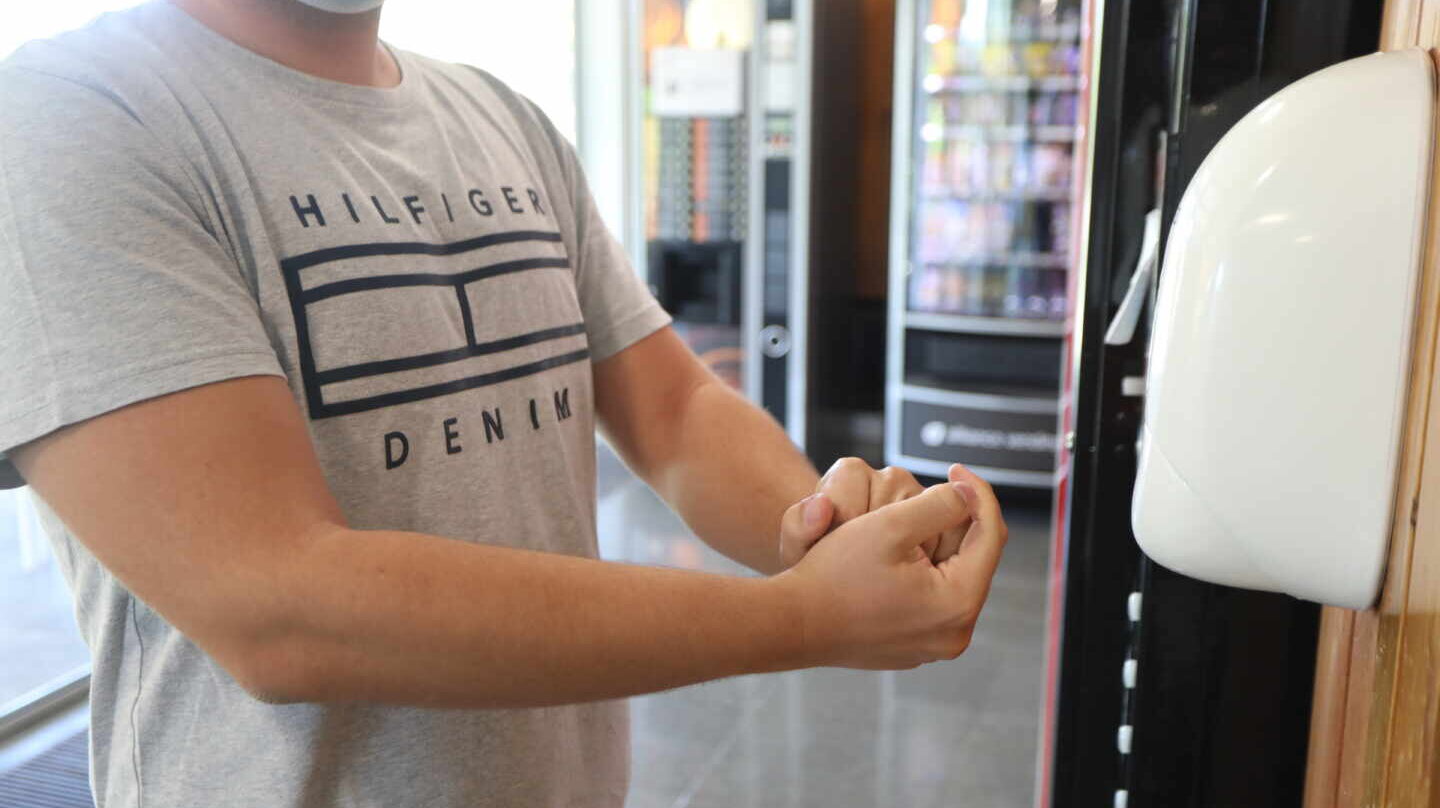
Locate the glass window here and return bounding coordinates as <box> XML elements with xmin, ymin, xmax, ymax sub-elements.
<box><xmin>0</xmin><ymin>488</ymin><xmax>88</xmax><ymax>712</ymax></box>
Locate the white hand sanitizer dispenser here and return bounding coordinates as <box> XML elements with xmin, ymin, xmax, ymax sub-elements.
<box><xmin>1132</xmin><ymin>49</ymin><xmax>1435</xmax><ymax>609</ymax></box>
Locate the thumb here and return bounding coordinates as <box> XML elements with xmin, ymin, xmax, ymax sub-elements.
<box><xmin>869</xmin><ymin>482</ymin><xmax>972</xmax><ymax>556</ymax></box>
<box><xmin>780</xmin><ymin>492</ymin><xmax>834</xmax><ymax>550</ymax></box>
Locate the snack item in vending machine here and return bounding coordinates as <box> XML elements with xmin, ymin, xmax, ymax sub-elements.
<box><xmin>982</xmin><ymin>266</ymin><xmax>1010</xmax><ymax>316</ymax></box>
<box><xmin>1004</xmin><ymin>266</ymin><xmax>1026</xmax><ymax>317</ymax></box>
<box><xmin>911</xmin><ymin>264</ymin><xmax>941</xmax><ymax>311</ymax></box>
<box><xmin>992</xmin><ymin>142</ymin><xmax>1015</xmax><ymax>191</ymax></box>
<box><xmin>946</xmin><ymin>139</ymin><xmax>969</xmax><ymax>193</ymax></box>
<box><xmin>981</xmin><ymin>44</ymin><xmax>1015</xmax><ymax>77</ymax></box>
<box><xmin>984</xmin><ymin>203</ymin><xmax>1018</xmax><ymax>254</ymax></box>
<box><xmin>923</xmin><ymin>140</ymin><xmax>946</xmax><ymax>193</ymax></box>
<box><xmin>931</xmin><ymin>38</ymin><xmax>957</xmax><ymax>74</ymax></box>
<box><xmin>1010</xmin><ymin>142</ymin><xmax>1032</xmax><ymax>191</ymax></box>
<box><xmin>930</xmin><ymin>0</ymin><xmax>963</xmax><ymax>28</ymax></box>
<box><xmin>979</xmin><ymin>91</ymin><xmax>1008</xmax><ymax>125</ymax></box>
<box><xmin>1050</xmin><ymin>203</ymin><xmax>1072</xmax><ymax>253</ymax></box>
<box><xmin>950</xmin><ymin>201</ymin><xmax>976</xmax><ymax>258</ymax></box>
<box><xmin>1057</xmin><ymin>43</ymin><xmax>1082</xmax><ymax>73</ymax></box>
<box><xmin>1048</xmin><ymin>268</ymin><xmax>1068</xmax><ymax>319</ymax></box>
<box><xmin>973</xmin><ymin>140</ymin><xmax>996</xmax><ymax>191</ymax></box>
<box><xmin>1007</xmin><ymin>91</ymin><xmax>1029</xmax><ymax>127</ymax></box>
<box><xmin>941</xmin><ymin>265</ymin><xmax>967</xmax><ymax>313</ymax></box>
<box><xmin>1026</xmin><ymin>267</ymin><xmax>1052</xmax><ymax>318</ymax></box>
<box><xmin>1029</xmin><ymin>91</ymin><xmax>1050</xmax><ymax>126</ymax></box>
<box><xmin>1032</xmin><ymin>144</ymin><xmax>1072</xmax><ymax>188</ymax></box>
<box><xmin>1053</xmin><ymin>91</ymin><xmax>1078</xmax><ymax>126</ymax></box>
<box><xmin>1023</xmin><ymin>42</ymin><xmax>1053</xmax><ymax>77</ymax></box>
<box><xmin>917</xmin><ymin>205</ymin><xmax>943</xmax><ymax>262</ymax></box>
<box><xmin>965</xmin><ymin>265</ymin><xmax>988</xmax><ymax>315</ymax></box>
<box><xmin>1013</xmin><ymin>202</ymin><xmax>1041</xmax><ymax>254</ymax></box>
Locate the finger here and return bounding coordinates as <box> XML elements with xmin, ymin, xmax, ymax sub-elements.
<box><xmin>818</xmin><ymin>458</ymin><xmax>873</xmax><ymax>527</ymax></box>
<box><xmin>869</xmin><ymin>466</ymin><xmax>923</xmax><ymax>512</ymax></box>
<box><xmin>932</xmin><ymin>523</ymin><xmax>965</xmax><ymax>562</ymax></box>
<box><xmin>779</xmin><ymin>493</ymin><xmax>835</xmax><ymax>564</ymax></box>
<box><xmin>920</xmin><ymin>535</ymin><xmax>940</xmax><ymax>560</ymax></box>
<box><xmin>942</xmin><ymin>481</ymin><xmax>1008</xmax><ymax>584</ymax></box>
<box><xmin>868</xmin><ymin>466</ymin><xmax>933</xmax><ymax>556</ymax></box>
<box><xmin>933</xmin><ymin>464</ymin><xmax>978</xmax><ymax>562</ymax></box>
<box><xmin>869</xmin><ymin>481</ymin><xmax>973</xmax><ymax>556</ymax></box>
<box><xmin>948</xmin><ymin>464</ymin><xmax>1003</xmax><ymax>527</ymax></box>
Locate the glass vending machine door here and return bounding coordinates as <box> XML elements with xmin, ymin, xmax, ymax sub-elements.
<box><xmin>638</xmin><ymin>0</ymin><xmax>810</xmax><ymax>441</ymax></box>
<box><xmin>887</xmin><ymin>0</ymin><xmax>1084</xmax><ymax>486</ymax></box>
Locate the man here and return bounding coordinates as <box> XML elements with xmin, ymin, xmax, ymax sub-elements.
<box><xmin>0</xmin><ymin>0</ymin><xmax>1008</xmax><ymax>805</ymax></box>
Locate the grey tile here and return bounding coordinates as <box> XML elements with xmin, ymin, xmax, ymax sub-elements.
<box><xmin>623</xmin><ymin>787</ymin><xmax>682</xmax><ymax>808</ymax></box>
<box><xmin>924</xmin><ymin>713</ymin><xmax>1039</xmax><ymax>808</ymax></box>
<box><xmin>683</xmin><ymin>684</ymin><xmax>987</xmax><ymax>808</ymax></box>
<box><xmin>633</xmin><ymin>676</ymin><xmax>777</xmax><ymax>748</ymax></box>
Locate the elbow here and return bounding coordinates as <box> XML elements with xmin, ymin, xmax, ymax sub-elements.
<box><xmin>228</xmin><ymin>637</ymin><xmax>321</xmax><ymax>705</ymax></box>
<box><xmin>208</xmin><ymin>623</ymin><xmax>325</xmax><ymax>706</ymax></box>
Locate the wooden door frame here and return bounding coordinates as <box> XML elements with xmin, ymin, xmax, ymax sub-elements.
<box><xmin>1304</xmin><ymin>6</ymin><xmax>1440</xmax><ymax>805</ymax></box>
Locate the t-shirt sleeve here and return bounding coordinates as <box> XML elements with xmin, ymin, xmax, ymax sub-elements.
<box><xmin>509</xmin><ymin>94</ymin><xmax>672</xmax><ymax>363</ymax></box>
<box><xmin>566</xmin><ymin>156</ymin><xmax>673</xmax><ymax>363</ymax></box>
<box><xmin>0</xmin><ymin>66</ymin><xmax>284</xmax><ymax>488</ymax></box>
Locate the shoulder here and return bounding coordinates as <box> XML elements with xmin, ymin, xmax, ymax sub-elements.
<box><xmin>402</xmin><ymin>51</ymin><xmax>575</xmax><ymax>168</ymax></box>
<box><xmin>1</xmin><ymin>5</ymin><xmax>177</xmax><ymax>136</ymax></box>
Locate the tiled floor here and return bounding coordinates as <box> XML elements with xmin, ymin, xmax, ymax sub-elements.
<box><xmin>596</xmin><ymin>447</ymin><xmax>1052</xmax><ymax>808</ymax></box>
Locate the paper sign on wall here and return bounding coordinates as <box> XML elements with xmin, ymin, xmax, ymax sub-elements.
<box><xmin>651</xmin><ymin>47</ymin><xmax>745</xmax><ymax>118</ymax></box>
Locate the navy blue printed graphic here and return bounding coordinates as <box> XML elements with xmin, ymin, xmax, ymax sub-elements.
<box><xmin>280</xmin><ymin>231</ymin><xmax>589</xmax><ymax>419</ymax></box>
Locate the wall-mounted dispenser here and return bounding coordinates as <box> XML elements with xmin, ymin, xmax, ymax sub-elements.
<box><xmin>1132</xmin><ymin>48</ymin><xmax>1435</xmax><ymax>609</ymax></box>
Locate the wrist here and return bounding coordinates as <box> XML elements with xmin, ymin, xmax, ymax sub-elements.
<box><xmin>760</xmin><ymin>570</ymin><xmax>835</xmax><ymax>670</ymax></box>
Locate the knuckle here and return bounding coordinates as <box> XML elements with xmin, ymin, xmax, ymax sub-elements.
<box><xmin>834</xmin><ymin>457</ymin><xmax>868</xmax><ymax>474</ymax></box>
<box><xmin>880</xmin><ymin>466</ymin><xmax>921</xmax><ymax>492</ymax></box>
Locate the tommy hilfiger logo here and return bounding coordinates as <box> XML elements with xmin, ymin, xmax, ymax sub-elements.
<box><xmin>279</xmin><ymin>230</ymin><xmax>590</xmax><ymax>420</ymax></box>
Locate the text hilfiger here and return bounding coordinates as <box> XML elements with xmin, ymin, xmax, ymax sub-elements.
<box><xmin>288</xmin><ymin>185</ymin><xmax>550</xmax><ymax>229</ymax></box>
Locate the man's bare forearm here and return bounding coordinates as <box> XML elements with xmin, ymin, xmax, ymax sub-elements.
<box><xmin>642</xmin><ymin>379</ymin><xmax>818</xmax><ymax>574</ymax></box>
<box><xmin>243</xmin><ymin>525</ymin><xmax>810</xmax><ymax>707</ymax></box>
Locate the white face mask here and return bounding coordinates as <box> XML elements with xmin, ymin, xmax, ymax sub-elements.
<box><xmin>292</xmin><ymin>0</ymin><xmax>386</xmax><ymax>13</ymax></box>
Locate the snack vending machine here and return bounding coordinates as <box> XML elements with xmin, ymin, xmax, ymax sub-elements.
<box><xmin>886</xmin><ymin>0</ymin><xmax>1086</xmax><ymax>488</ymax></box>
<box><xmin>578</xmin><ymin>0</ymin><xmax>818</xmax><ymax>444</ymax></box>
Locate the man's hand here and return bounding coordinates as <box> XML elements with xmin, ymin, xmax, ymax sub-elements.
<box><xmin>779</xmin><ymin>458</ymin><xmax>975</xmax><ymax>568</ymax></box>
<box><xmin>773</xmin><ymin>479</ymin><xmax>1007</xmax><ymax>669</ymax></box>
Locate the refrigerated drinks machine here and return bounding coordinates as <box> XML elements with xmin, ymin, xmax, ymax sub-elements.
<box><xmin>886</xmin><ymin>0</ymin><xmax>1085</xmax><ymax>488</ymax></box>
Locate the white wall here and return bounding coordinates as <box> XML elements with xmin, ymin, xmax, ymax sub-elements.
<box><xmin>0</xmin><ymin>1</ymin><xmax>578</xmax><ymax>141</ymax></box>
<box><xmin>381</xmin><ymin>0</ymin><xmax>577</xmax><ymax>139</ymax></box>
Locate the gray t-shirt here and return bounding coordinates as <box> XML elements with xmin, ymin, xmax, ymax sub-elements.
<box><xmin>0</xmin><ymin>4</ymin><xmax>671</xmax><ymax>806</ymax></box>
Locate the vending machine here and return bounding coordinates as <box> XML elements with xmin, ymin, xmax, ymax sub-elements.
<box><xmin>886</xmin><ymin>0</ymin><xmax>1086</xmax><ymax>488</ymax></box>
<box><xmin>577</xmin><ymin>0</ymin><xmax>826</xmax><ymax>445</ymax></box>
<box><xmin>1040</xmin><ymin>0</ymin><xmax>1384</xmax><ymax>806</ymax></box>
